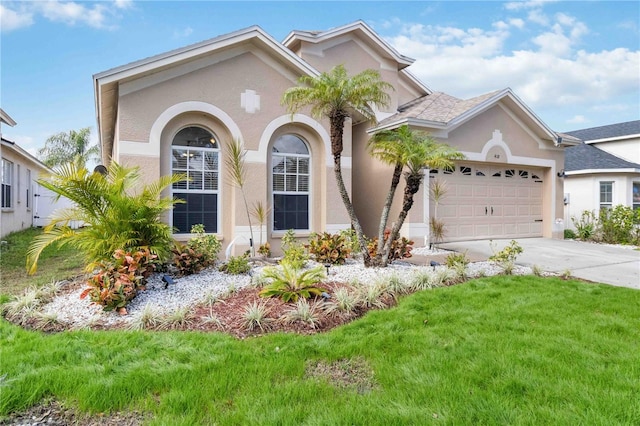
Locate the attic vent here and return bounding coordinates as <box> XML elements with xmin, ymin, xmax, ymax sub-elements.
<box><xmin>241</xmin><ymin>89</ymin><xmax>260</xmax><ymax>114</ymax></box>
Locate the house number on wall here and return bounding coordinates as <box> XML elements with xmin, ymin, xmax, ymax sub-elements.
<box><xmin>494</xmin><ymin>154</ymin><xmax>500</xmax><ymax>159</ymax></box>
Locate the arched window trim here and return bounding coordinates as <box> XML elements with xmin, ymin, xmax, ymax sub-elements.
<box><xmin>170</xmin><ymin>125</ymin><xmax>221</xmax><ymax>235</ymax></box>
<box><xmin>270</xmin><ymin>133</ymin><xmax>312</xmax><ymax>233</ymax></box>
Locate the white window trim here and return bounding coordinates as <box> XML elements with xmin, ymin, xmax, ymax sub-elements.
<box><xmin>270</xmin><ymin>137</ymin><xmax>311</xmax><ymax>233</ymax></box>
<box><xmin>170</xmin><ymin>128</ymin><xmax>221</xmax><ymax>235</ymax></box>
<box><xmin>1</xmin><ymin>158</ymin><xmax>14</xmax><ymax>210</ymax></box>
<box><xmin>599</xmin><ymin>181</ymin><xmax>613</xmax><ymax>210</ymax></box>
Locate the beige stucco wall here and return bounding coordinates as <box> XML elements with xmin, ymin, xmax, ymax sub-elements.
<box><xmin>1</xmin><ymin>147</ymin><xmax>46</xmax><ymax>237</ymax></box>
<box><xmin>296</xmin><ymin>39</ymin><xmax>400</xmax><ymax>114</ymax></box>
<box><xmin>113</xmin><ymin>47</ymin><xmax>354</xmax><ymax>256</ymax></box>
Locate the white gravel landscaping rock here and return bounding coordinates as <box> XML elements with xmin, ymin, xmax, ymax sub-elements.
<box><xmin>35</xmin><ymin>253</ymin><xmax>540</xmax><ymax>330</ymax></box>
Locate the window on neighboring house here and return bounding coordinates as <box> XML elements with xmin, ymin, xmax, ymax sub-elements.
<box><xmin>26</xmin><ymin>169</ymin><xmax>31</xmax><ymax>209</ymax></box>
<box><xmin>272</xmin><ymin>134</ymin><xmax>310</xmax><ymax>231</ymax></box>
<box><xmin>599</xmin><ymin>181</ymin><xmax>613</xmax><ymax>210</ymax></box>
<box><xmin>171</xmin><ymin>126</ymin><xmax>219</xmax><ymax>234</ymax></box>
<box><xmin>17</xmin><ymin>164</ymin><xmax>21</xmax><ymax>204</ymax></box>
<box><xmin>1</xmin><ymin>159</ymin><xmax>13</xmax><ymax>208</ymax></box>
<box><xmin>633</xmin><ymin>182</ymin><xmax>640</xmax><ymax>210</ymax></box>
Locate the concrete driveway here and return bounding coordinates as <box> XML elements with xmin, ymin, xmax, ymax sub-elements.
<box><xmin>437</xmin><ymin>238</ymin><xmax>640</xmax><ymax>289</ymax></box>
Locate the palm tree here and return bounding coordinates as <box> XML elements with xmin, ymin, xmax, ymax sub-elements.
<box><xmin>26</xmin><ymin>158</ymin><xmax>183</xmax><ymax>274</ymax></box>
<box><xmin>282</xmin><ymin>65</ymin><xmax>393</xmax><ymax>263</ymax></box>
<box><xmin>369</xmin><ymin>125</ymin><xmax>464</xmax><ymax>266</ymax></box>
<box><xmin>223</xmin><ymin>138</ymin><xmax>255</xmax><ymax>256</ymax></box>
<box><xmin>38</xmin><ymin>127</ymin><xmax>100</xmax><ymax>168</ymax></box>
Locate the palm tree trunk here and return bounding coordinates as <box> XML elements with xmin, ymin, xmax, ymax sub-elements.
<box><xmin>329</xmin><ymin>112</ymin><xmax>371</xmax><ymax>265</ymax></box>
<box><xmin>383</xmin><ymin>171</ymin><xmax>423</xmax><ymax>265</ymax></box>
<box><xmin>372</xmin><ymin>162</ymin><xmax>402</xmax><ymax>266</ymax></box>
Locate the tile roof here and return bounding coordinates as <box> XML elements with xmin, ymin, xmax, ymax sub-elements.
<box><xmin>564</xmin><ymin>120</ymin><xmax>640</xmax><ymax>141</ymax></box>
<box><xmin>565</xmin><ymin>142</ymin><xmax>640</xmax><ymax>172</ymax></box>
<box><xmin>378</xmin><ymin>90</ymin><xmax>502</xmax><ymax>126</ymax></box>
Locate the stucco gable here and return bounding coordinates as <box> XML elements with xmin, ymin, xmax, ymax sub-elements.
<box><xmin>94</xmin><ymin>25</ymin><xmax>320</xmax><ymax>164</ymax></box>
<box><xmin>373</xmin><ymin>88</ymin><xmax>567</xmax><ymax>148</ymax></box>
<box><xmin>283</xmin><ymin>20</ymin><xmax>415</xmax><ymax>70</ymax></box>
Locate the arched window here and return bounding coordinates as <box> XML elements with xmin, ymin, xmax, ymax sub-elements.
<box><xmin>272</xmin><ymin>134</ymin><xmax>310</xmax><ymax>231</ymax></box>
<box><xmin>171</xmin><ymin>126</ymin><xmax>219</xmax><ymax>233</ymax></box>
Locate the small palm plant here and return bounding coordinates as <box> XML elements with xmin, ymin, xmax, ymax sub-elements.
<box><xmin>26</xmin><ymin>158</ymin><xmax>183</xmax><ymax>274</ymax></box>
<box><xmin>259</xmin><ymin>262</ymin><xmax>327</xmax><ymax>303</ymax></box>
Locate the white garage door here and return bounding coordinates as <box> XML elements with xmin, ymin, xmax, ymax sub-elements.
<box><xmin>431</xmin><ymin>164</ymin><xmax>544</xmax><ymax>242</ymax></box>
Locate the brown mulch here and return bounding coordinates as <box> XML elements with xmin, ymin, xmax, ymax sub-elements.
<box><xmin>177</xmin><ymin>281</ymin><xmax>396</xmax><ymax>338</ymax></box>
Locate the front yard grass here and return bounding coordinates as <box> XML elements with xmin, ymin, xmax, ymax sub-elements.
<box><xmin>0</xmin><ymin>227</ymin><xmax>85</xmax><ymax>297</ymax></box>
<box><xmin>1</xmin><ymin>275</ymin><xmax>639</xmax><ymax>425</ymax></box>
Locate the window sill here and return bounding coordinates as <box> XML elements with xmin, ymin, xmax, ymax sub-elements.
<box><xmin>271</xmin><ymin>230</ymin><xmax>312</xmax><ymax>239</ymax></box>
<box><xmin>1</xmin><ymin>208</ymin><xmax>14</xmax><ymax>212</ymax></box>
<box><xmin>172</xmin><ymin>233</ymin><xmax>223</xmax><ymax>242</ymax></box>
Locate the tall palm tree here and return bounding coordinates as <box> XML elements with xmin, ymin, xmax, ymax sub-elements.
<box><xmin>282</xmin><ymin>65</ymin><xmax>393</xmax><ymax>262</ymax></box>
<box><xmin>38</xmin><ymin>127</ymin><xmax>100</xmax><ymax>168</ymax></box>
<box><xmin>369</xmin><ymin>125</ymin><xmax>464</xmax><ymax>266</ymax></box>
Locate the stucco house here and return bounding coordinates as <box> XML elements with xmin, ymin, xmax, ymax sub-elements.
<box><xmin>1</xmin><ymin>109</ymin><xmax>53</xmax><ymax>238</ymax></box>
<box><xmin>93</xmin><ymin>21</ymin><xmax>575</xmax><ymax>254</ymax></box>
<box><xmin>563</xmin><ymin>120</ymin><xmax>640</xmax><ymax>226</ymax></box>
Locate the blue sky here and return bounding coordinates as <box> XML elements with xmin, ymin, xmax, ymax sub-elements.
<box><xmin>1</xmin><ymin>0</ymin><xmax>639</xmax><ymax>157</ymax></box>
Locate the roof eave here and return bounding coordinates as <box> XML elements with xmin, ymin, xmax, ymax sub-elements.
<box><xmin>283</xmin><ymin>20</ymin><xmax>415</xmax><ymax>69</ymax></box>
<box><xmin>0</xmin><ymin>108</ymin><xmax>17</xmax><ymax>127</ymax></box>
<box><xmin>566</xmin><ymin>168</ymin><xmax>640</xmax><ymax>176</ymax></box>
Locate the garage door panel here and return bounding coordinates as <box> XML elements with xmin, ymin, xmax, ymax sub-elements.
<box><xmin>434</xmin><ymin>164</ymin><xmax>545</xmax><ymax>242</ymax></box>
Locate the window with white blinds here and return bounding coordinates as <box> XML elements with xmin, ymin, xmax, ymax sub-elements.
<box><xmin>171</xmin><ymin>127</ymin><xmax>219</xmax><ymax>234</ymax></box>
<box><xmin>272</xmin><ymin>135</ymin><xmax>310</xmax><ymax>231</ymax></box>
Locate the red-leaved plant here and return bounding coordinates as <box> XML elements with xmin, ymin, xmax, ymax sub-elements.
<box><xmin>80</xmin><ymin>248</ymin><xmax>157</xmax><ymax>313</ymax></box>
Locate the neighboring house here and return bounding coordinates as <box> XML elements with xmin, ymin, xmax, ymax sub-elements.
<box><xmin>1</xmin><ymin>108</ymin><xmax>53</xmax><ymax>237</ymax></box>
<box><xmin>563</xmin><ymin>121</ymin><xmax>640</xmax><ymax>227</ymax></box>
<box><xmin>94</xmin><ymin>21</ymin><xmax>575</xmax><ymax>254</ymax></box>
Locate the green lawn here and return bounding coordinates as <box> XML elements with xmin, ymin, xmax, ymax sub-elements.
<box><xmin>0</xmin><ymin>227</ymin><xmax>85</xmax><ymax>297</ymax></box>
<box><xmin>1</xmin><ymin>276</ymin><xmax>639</xmax><ymax>425</ymax></box>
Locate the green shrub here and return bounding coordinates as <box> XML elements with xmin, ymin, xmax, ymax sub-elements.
<box><xmin>307</xmin><ymin>232</ymin><xmax>351</xmax><ymax>265</ymax></box>
<box><xmin>188</xmin><ymin>224</ymin><xmax>221</xmax><ymax>265</ymax></box>
<box><xmin>172</xmin><ymin>242</ymin><xmax>208</xmax><ymax>276</ymax></box>
<box><xmin>220</xmin><ymin>253</ymin><xmax>252</xmax><ymax>275</ymax></box>
<box><xmin>571</xmin><ymin>210</ymin><xmax>598</xmax><ymax>241</ymax></box>
<box><xmin>367</xmin><ymin>229</ymin><xmax>413</xmax><ymax>261</ymax></box>
<box><xmin>80</xmin><ymin>248</ymin><xmax>157</xmax><ymax>312</ymax></box>
<box><xmin>445</xmin><ymin>251</ymin><xmax>469</xmax><ymax>268</ymax></box>
<box><xmin>281</xmin><ymin>229</ymin><xmax>309</xmax><ymax>269</ymax></box>
<box><xmin>259</xmin><ymin>262</ymin><xmax>326</xmax><ymax>303</ymax></box>
<box><xmin>598</xmin><ymin>205</ymin><xmax>639</xmax><ymax>244</ymax></box>
<box><xmin>489</xmin><ymin>240</ymin><xmax>523</xmax><ymax>275</ymax></box>
<box><xmin>564</xmin><ymin>228</ymin><xmax>577</xmax><ymax>239</ymax></box>
<box><xmin>339</xmin><ymin>228</ymin><xmax>361</xmax><ymax>253</ymax></box>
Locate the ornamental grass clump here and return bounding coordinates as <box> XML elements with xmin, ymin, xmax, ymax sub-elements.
<box><xmin>259</xmin><ymin>262</ymin><xmax>327</xmax><ymax>303</ymax></box>
<box><xmin>283</xmin><ymin>299</ymin><xmax>322</xmax><ymax>329</ymax></box>
<box><xmin>242</xmin><ymin>301</ymin><xmax>272</xmax><ymax>332</ymax></box>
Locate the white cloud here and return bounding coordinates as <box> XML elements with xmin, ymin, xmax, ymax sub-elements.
<box><xmin>567</xmin><ymin>115</ymin><xmax>587</xmax><ymax>124</ymax></box>
<box><xmin>505</xmin><ymin>0</ymin><xmax>558</xmax><ymax>11</ymax></box>
<box><xmin>385</xmin><ymin>14</ymin><xmax>640</xmax><ymax>117</ymax></box>
<box><xmin>508</xmin><ymin>18</ymin><xmax>525</xmax><ymax>29</ymax></box>
<box><xmin>0</xmin><ymin>4</ymin><xmax>34</xmax><ymax>32</ymax></box>
<box><xmin>173</xmin><ymin>26</ymin><xmax>193</xmax><ymax>39</ymax></box>
<box><xmin>0</xmin><ymin>0</ymin><xmax>130</xmax><ymax>32</ymax></box>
